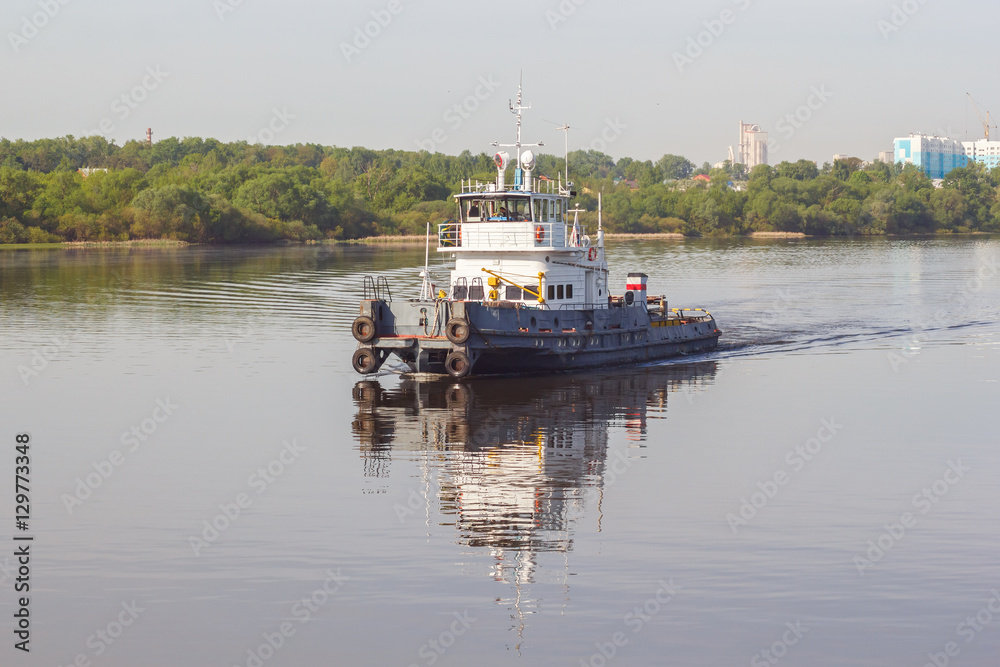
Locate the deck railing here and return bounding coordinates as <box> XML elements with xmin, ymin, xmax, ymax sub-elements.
<box><xmin>438</xmin><ymin>222</ymin><xmax>570</xmax><ymax>250</ymax></box>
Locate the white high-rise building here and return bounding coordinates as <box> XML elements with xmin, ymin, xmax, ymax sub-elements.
<box><xmin>962</xmin><ymin>139</ymin><xmax>1000</xmax><ymax>170</ymax></box>
<box><xmin>738</xmin><ymin>122</ymin><xmax>768</xmax><ymax>170</ymax></box>
<box><xmin>893</xmin><ymin>133</ymin><xmax>1000</xmax><ymax>177</ymax></box>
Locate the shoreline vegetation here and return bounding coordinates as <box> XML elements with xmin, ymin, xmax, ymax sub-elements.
<box><xmin>1</xmin><ymin>136</ymin><xmax>1000</xmax><ymax>246</ymax></box>
<box><xmin>6</xmin><ymin>231</ymin><xmax>1000</xmax><ymax>251</ymax></box>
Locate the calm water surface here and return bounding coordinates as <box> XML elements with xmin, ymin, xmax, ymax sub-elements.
<box><xmin>1</xmin><ymin>238</ymin><xmax>998</xmax><ymax>666</ymax></box>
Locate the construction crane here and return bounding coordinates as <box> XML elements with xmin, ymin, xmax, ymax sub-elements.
<box><xmin>967</xmin><ymin>92</ymin><xmax>995</xmax><ymax>140</ymax></box>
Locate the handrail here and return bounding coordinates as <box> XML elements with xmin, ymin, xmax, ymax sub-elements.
<box><xmin>438</xmin><ymin>221</ymin><xmax>574</xmax><ymax>250</ymax></box>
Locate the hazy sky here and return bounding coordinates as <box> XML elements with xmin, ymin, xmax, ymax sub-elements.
<box><xmin>2</xmin><ymin>0</ymin><xmax>997</xmax><ymax>166</ymax></box>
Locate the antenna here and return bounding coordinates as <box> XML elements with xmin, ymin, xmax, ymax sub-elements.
<box><xmin>493</xmin><ymin>74</ymin><xmax>544</xmax><ymax>170</ymax></box>
<box><xmin>545</xmin><ymin>119</ymin><xmax>571</xmax><ymax>185</ymax></box>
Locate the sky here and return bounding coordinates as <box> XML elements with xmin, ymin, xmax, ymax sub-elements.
<box><xmin>2</xmin><ymin>0</ymin><xmax>999</xmax><ymax>167</ymax></box>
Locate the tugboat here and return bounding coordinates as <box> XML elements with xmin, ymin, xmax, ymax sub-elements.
<box><xmin>351</xmin><ymin>84</ymin><xmax>720</xmax><ymax>378</ymax></box>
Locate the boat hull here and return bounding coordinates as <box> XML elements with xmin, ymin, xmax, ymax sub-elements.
<box><xmin>352</xmin><ymin>299</ymin><xmax>719</xmax><ymax>377</ymax></box>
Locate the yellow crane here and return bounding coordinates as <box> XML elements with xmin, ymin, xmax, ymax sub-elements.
<box><xmin>967</xmin><ymin>92</ymin><xmax>995</xmax><ymax>140</ymax></box>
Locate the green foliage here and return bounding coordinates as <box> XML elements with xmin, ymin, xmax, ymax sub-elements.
<box><xmin>0</xmin><ymin>136</ymin><xmax>999</xmax><ymax>242</ymax></box>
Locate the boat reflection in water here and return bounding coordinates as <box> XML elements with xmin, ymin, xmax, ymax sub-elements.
<box><xmin>353</xmin><ymin>361</ymin><xmax>718</xmax><ymax>578</ymax></box>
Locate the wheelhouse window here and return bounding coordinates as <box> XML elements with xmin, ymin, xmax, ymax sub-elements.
<box><xmin>505</xmin><ymin>285</ymin><xmax>522</xmax><ymax>300</ymax></box>
<box><xmin>534</xmin><ymin>198</ymin><xmax>549</xmax><ymax>222</ymax></box>
<box><xmin>486</xmin><ymin>197</ymin><xmax>531</xmax><ymax>221</ymax></box>
<box><xmin>464</xmin><ymin>199</ymin><xmax>484</xmax><ymax>222</ymax></box>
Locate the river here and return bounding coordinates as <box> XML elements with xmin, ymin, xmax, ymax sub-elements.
<box><xmin>1</xmin><ymin>237</ymin><xmax>998</xmax><ymax>666</ymax></box>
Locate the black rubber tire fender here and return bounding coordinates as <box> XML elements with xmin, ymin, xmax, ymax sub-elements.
<box><xmin>352</xmin><ymin>348</ymin><xmax>380</xmax><ymax>375</ymax></box>
<box><xmin>445</xmin><ymin>318</ymin><xmax>470</xmax><ymax>345</ymax></box>
<box><xmin>445</xmin><ymin>350</ymin><xmax>472</xmax><ymax>378</ymax></box>
<box><xmin>352</xmin><ymin>316</ymin><xmax>377</xmax><ymax>343</ymax></box>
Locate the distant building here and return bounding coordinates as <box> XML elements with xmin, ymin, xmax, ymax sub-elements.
<box><xmin>877</xmin><ymin>151</ymin><xmax>894</xmax><ymax>164</ymax></box>
<box><xmin>892</xmin><ymin>132</ymin><xmax>1000</xmax><ymax>178</ymax></box>
<box><xmin>961</xmin><ymin>139</ymin><xmax>1000</xmax><ymax>171</ymax></box>
<box><xmin>737</xmin><ymin>122</ymin><xmax>768</xmax><ymax>170</ymax></box>
<box><xmin>893</xmin><ymin>134</ymin><xmax>968</xmax><ymax>179</ymax></box>
<box><xmin>77</xmin><ymin>168</ymin><xmax>108</xmax><ymax>178</ymax></box>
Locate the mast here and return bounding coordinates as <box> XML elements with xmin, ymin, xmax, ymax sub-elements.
<box><xmin>419</xmin><ymin>221</ymin><xmax>431</xmax><ymax>300</ymax></box>
<box><xmin>493</xmin><ymin>74</ymin><xmax>543</xmax><ymax>188</ymax></box>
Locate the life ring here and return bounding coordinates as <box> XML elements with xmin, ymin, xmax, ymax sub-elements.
<box><xmin>587</xmin><ymin>247</ymin><xmax>598</xmax><ymax>261</ymax></box>
<box><xmin>535</xmin><ymin>225</ymin><xmax>545</xmax><ymax>243</ymax></box>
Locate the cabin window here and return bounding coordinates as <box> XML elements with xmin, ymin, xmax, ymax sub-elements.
<box><xmin>566</xmin><ymin>284</ymin><xmax>574</xmax><ymax>299</ymax></box>
<box><xmin>506</xmin><ymin>285</ymin><xmax>522</xmax><ymax>300</ymax></box>
<box><xmin>533</xmin><ymin>200</ymin><xmax>541</xmax><ymax>222</ymax></box>
<box><xmin>453</xmin><ymin>285</ymin><xmax>468</xmax><ymax>300</ymax></box>
<box><xmin>548</xmin><ymin>200</ymin><xmax>554</xmax><ymax>222</ymax></box>
<box><xmin>542</xmin><ymin>200</ymin><xmax>548</xmax><ymax>222</ymax></box>
<box><xmin>547</xmin><ymin>285</ymin><xmax>555</xmax><ymax>301</ymax></box>
<box><xmin>557</xmin><ymin>285</ymin><xmax>564</xmax><ymax>300</ymax></box>
<box><xmin>491</xmin><ymin>198</ymin><xmax>531</xmax><ymax>221</ymax></box>
<box><xmin>465</xmin><ymin>200</ymin><xmax>483</xmax><ymax>221</ymax></box>
<box><xmin>469</xmin><ymin>285</ymin><xmax>484</xmax><ymax>301</ymax></box>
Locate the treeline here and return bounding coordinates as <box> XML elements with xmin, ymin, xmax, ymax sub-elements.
<box><xmin>0</xmin><ymin>135</ymin><xmax>998</xmax><ymax>244</ymax></box>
